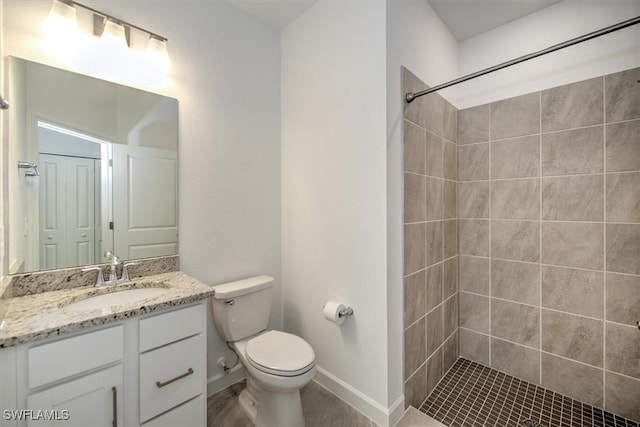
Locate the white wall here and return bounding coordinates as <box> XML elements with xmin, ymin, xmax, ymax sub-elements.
<box><xmin>1</xmin><ymin>0</ymin><xmax>281</xmax><ymax>394</ymax></box>
<box><xmin>281</xmin><ymin>0</ymin><xmax>391</xmax><ymax>423</ymax></box>
<box><xmin>456</xmin><ymin>0</ymin><xmax>640</xmax><ymax>108</ymax></box>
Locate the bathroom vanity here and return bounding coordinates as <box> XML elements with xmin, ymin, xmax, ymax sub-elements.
<box><xmin>0</xmin><ymin>268</ymin><xmax>214</xmax><ymax>427</ymax></box>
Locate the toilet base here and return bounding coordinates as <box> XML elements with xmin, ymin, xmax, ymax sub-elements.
<box><xmin>238</xmin><ymin>383</ymin><xmax>305</xmax><ymax>427</ymax></box>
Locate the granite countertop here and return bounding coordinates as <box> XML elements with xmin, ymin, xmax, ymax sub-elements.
<box><xmin>0</xmin><ymin>271</ymin><xmax>215</xmax><ymax>348</ymax></box>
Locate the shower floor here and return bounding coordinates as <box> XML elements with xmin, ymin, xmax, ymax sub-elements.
<box><xmin>420</xmin><ymin>358</ymin><xmax>638</xmax><ymax>427</ymax></box>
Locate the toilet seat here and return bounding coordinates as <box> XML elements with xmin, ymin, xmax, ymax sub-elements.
<box><xmin>246</xmin><ymin>330</ymin><xmax>315</xmax><ymax>377</ymax></box>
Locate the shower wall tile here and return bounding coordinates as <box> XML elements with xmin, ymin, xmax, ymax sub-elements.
<box><xmin>459</xmin><ymin>256</ymin><xmax>490</xmax><ymax>295</ymax></box>
<box><xmin>425</xmin><ymin>131</ymin><xmax>443</xmax><ymax>178</ymax></box>
<box><xmin>443</xmin><ymin>332</ymin><xmax>458</xmax><ymax>374</ymax></box>
<box><xmin>491</xmin><ymin>299</ymin><xmax>539</xmax><ymax>348</ymax></box>
<box><xmin>443</xmin><ymin>141</ymin><xmax>458</xmax><ymax>180</ymax></box>
<box><xmin>424</xmin><ymin>93</ymin><xmax>445</xmax><ymax>136</ymax></box>
<box><xmin>426</xmin><ymin>348</ymin><xmax>443</xmax><ymax>396</ymax></box>
<box><xmin>404</xmin><ymin>364</ymin><xmax>427</xmax><ymax>410</ymax></box>
<box><xmin>605</xmin><ymin>322</ymin><xmax>640</xmax><ymax>380</ymax></box>
<box><xmin>490</xmin><ymin>338</ymin><xmax>540</xmax><ymax>384</ymax></box>
<box><xmin>541</xmin><ymin>126</ymin><xmax>603</xmax><ymax>176</ymax></box>
<box><xmin>443</xmin><ymin>257</ymin><xmax>458</xmax><ymax>299</ymax></box>
<box><xmin>458</xmin><ymin>104</ymin><xmax>490</xmax><ymax>145</ymax></box>
<box><xmin>404</xmin><ymin>172</ymin><xmax>426</xmax><ymax>222</ymax></box>
<box><xmin>404</xmin><ymin>223</ymin><xmax>425</xmax><ymax>275</ymax></box>
<box><xmin>606</xmin><ymin>273</ymin><xmax>640</xmax><ymax>326</ymax></box>
<box><xmin>606</xmin><ymin>172</ymin><xmax>640</xmax><ymax>223</ymax></box>
<box><xmin>426</xmin><ymin>264</ymin><xmax>443</xmax><ymax>312</ymax></box>
<box><xmin>542</xmin><ymin>353</ymin><xmax>604</xmax><ymax>407</ymax></box>
<box><xmin>491</xmin><ymin>259</ymin><xmax>539</xmax><ymax>305</ymax></box>
<box><xmin>402</xmin><ymin>68</ymin><xmax>428</xmax><ymax>127</ymax></box>
<box><xmin>491</xmin><ymin>92</ymin><xmax>540</xmax><ymax>140</ymax></box>
<box><xmin>541</xmin><ymin>222</ymin><xmax>603</xmax><ymax>269</ymax></box>
<box><xmin>443</xmin><ymin>219</ymin><xmax>457</xmax><ymax>259</ymax></box>
<box><xmin>425</xmin><ymin>177</ymin><xmax>443</xmax><ymax>220</ymax></box>
<box><xmin>491</xmin><ymin>179</ymin><xmax>540</xmax><ymax>220</ymax></box>
<box><xmin>606</xmin><ymin>224</ymin><xmax>640</xmax><ymax>274</ymax></box>
<box><xmin>458</xmin><ymin>182</ymin><xmax>489</xmax><ymax>218</ymax></box>
<box><xmin>404</xmin><ymin>120</ymin><xmax>426</xmax><ymax>174</ymax></box>
<box><xmin>541</xmin><ymin>77</ymin><xmax>603</xmax><ymax>132</ymax></box>
<box><xmin>541</xmin><ymin>310</ymin><xmax>603</xmax><ymax>367</ymax></box>
<box><xmin>459</xmin><ymin>292</ymin><xmax>490</xmax><ymax>334</ymax></box>
<box><xmin>541</xmin><ymin>175</ymin><xmax>604</xmax><ymax>221</ymax></box>
<box><xmin>427</xmin><ymin>305</ymin><xmax>443</xmax><ymax>357</ymax></box>
<box><xmin>459</xmin><ymin>328</ymin><xmax>490</xmax><ymax>365</ymax></box>
<box><xmin>443</xmin><ymin>296</ymin><xmax>458</xmax><ymax>338</ymax></box>
<box><xmin>459</xmin><ymin>219</ymin><xmax>489</xmax><ymax>256</ymax></box>
<box><xmin>541</xmin><ymin>266</ymin><xmax>603</xmax><ymax>319</ymax></box>
<box><xmin>443</xmin><ymin>100</ymin><xmax>458</xmax><ymax>143</ymax></box>
<box><xmin>606</xmin><ymin>120</ymin><xmax>640</xmax><ymax>172</ymax></box>
<box><xmin>491</xmin><ymin>135</ymin><xmax>540</xmax><ymax>179</ymax></box>
<box><xmin>426</xmin><ymin>221</ymin><xmax>443</xmax><ymax>266</ymax></box>
<box><xmin>605</xmin><ymin>372</ymin><xmax>640</xmax><ymax>422</ymax></box>
<box><xmin>605</xmin><ymin>67</ymin><xmax>640</xmax><ymax>123</ymax></box>
<box><xmin>491</xmin><ymin>220</ymin><xmax>539</xmax><ymax>262</ymax></box>
<box><xmin>404</xmin><ymin>270</ymin><xmax>426</xmax><ymax>327</ymax></box>
<box><xmin>443</xmin><ymin>181</ymin><xmax>456</xmax><ymax>219</ymax></box>
<box><xmin>458</xmin><ymin>143</ymin><xmax>489</xmax><ymax>181</ymax></box>
<box><xmin>404</xmin><ymin>318</ymin><xmax>426</xmax><ymax>378</ymax></box>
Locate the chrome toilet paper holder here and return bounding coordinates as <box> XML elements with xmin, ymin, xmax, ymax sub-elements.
<box><xmin>338</xmin><ymin>306</ymin><xmax>354</xmax><ymax>319</ymax></box>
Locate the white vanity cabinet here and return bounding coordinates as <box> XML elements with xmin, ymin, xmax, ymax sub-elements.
<box><xmin>0</xmin><ymin>301</ymin><xmax>206</xmax><ymax>427</ymax></box>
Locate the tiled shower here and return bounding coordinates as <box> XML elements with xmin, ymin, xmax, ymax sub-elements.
<box><xmin>403</xmin><ymin>66</ymin><xmax>640</xmax><ymax>422</ymax></box>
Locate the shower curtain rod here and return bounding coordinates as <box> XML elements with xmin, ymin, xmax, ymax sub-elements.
<box><xmin>405</xmin><ymin>15</ymin><xmax>640</xmax><ymax>103</ymax></box>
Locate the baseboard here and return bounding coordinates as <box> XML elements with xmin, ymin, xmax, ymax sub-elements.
<box><xmin>314</xmin><ymin>366</ymin><xmax>405</xmax><ymax>427</ymax></box>
<box><xmin>207</xmin><ymin>365</ymin><xmax>245</xmax><ymax>397</ymax></box>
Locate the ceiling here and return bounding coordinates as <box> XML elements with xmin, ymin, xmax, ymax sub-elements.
<box><xmin>428</xmin><ymin>0</ymin><xmax>562</xmax><ymax>42</ymax></box>
<box><xmin>227</xmin><ymin>0</ymin><xmax>318</xmax><ymax>30</ymax></box>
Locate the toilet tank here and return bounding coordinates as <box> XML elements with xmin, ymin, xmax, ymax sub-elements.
<box><xmin>211</xmin><ymin>275</ymin><xmax>273</xmax><ymax>342</ymax></box>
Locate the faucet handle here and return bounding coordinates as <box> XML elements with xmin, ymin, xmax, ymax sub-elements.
<box><xmin>82</xmin><ymin>267</ymin><xmax>106</xmax><ymax>287</ymax></box>
<box><xmin>121</xmin><ymin>262</ymin><xmax>139</xmax><ymax>283</ymax></box>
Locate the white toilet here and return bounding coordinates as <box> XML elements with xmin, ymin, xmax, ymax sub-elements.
<box><xmin>212</xmin><ymin>275</ymin><xmax>316</xmax><ymax>427</ymax></box>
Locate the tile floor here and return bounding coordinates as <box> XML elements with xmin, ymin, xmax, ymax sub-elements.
<box><xmin>420</xmin><ymin>358</ymin><xmax>639</xmax><ymax>427</ymax></box>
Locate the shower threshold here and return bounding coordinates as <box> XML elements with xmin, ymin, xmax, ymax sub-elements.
<box><xmin>420</xmin><ymin>358</ymin><xmax>638</xmax><ymax>427</ymax></box>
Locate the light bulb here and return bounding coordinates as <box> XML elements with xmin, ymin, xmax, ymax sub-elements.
<box><xmin>43</xmin><ymin>0</ymin><xmax>81</xmax><ymax>58</ymax></box>
<box><xmin>100</xmin><ymin>20</ymin><xmax>129</xmax><ymax>52</ymax></box>
<box><xmin>147</xmin><ymin>36</ymin><xmax>172</xmax><ymax>73</ymax></box>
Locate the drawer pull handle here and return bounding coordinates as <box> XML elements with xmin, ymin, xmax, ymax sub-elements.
<box><xmin>155</xmin><ymin>368</ymin><xmax>194</xmax><ymax>388</ymax></box>
<box><xmin>111</xmin><ymin>386</ymin><xmax>117</xmax><ymax>427</ymax></box>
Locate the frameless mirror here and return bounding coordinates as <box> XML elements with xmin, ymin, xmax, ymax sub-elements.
<box><xmin>5</xmin><ymin>57</ymin><xmax>178</xmax><ymax>274</ymax></box>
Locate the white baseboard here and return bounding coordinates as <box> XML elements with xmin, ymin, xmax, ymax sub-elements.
<box><xmin>314</xmin><ymin>366</ymin><xmax>405</xmax><ymax>427</ymax></box>
<box><xmin>207</xmin><ymin>365</ymin><xmax>245</xmax><ymax>397</ymax></box>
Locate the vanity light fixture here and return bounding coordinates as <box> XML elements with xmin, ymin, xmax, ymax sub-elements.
<box><xmin>44</xmin><ymin>0</ymin><xmax>171</xmax><ymax>71</ymax></box>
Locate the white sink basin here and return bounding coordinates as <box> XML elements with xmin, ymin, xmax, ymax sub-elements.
<box><xmin>64</xmin><ymin>286</ymin><xmax>169</xmax><ymax>312</ymax></box>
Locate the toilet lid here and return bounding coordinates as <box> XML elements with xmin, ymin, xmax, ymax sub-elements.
<box><xmin>246</xmin><ymin>331</ymin><xmax>315</xmax><ymax>376</ymax></box>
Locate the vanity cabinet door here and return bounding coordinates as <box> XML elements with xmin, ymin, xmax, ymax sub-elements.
<box><xmin>26</xmin><ymin>365</ymin><xmax>123</xmax><ymax>427</ymax></box>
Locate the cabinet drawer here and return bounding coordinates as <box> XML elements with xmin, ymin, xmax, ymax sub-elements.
<box><xmin>28</xmin><ymin>325</ymin><xmax>123</xmax><ymax>389</ymax></box>
<box><xmin>139</xmin><ymin>334</ymin><xmax>204</xmax><ymax>422</ymax></box>
<box><xmin>142</xmin><ymin>395</ymin><xmax>204</xmax><ymax>427</ymax></box>
<box><xmin>139</xmin><ymin>304</ymin><xmax>203</xmax><ymax>352</ymax></box>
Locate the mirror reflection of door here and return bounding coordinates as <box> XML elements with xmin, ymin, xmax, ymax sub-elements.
<box><xmin>37</xmin><ymin>122</ymin><xmax>110</xmax><ymax>270</ymax></box>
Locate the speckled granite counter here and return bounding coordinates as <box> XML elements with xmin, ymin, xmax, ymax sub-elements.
<box><xmin>0</xmin><ymin>271</ymin><xmax>214</xmax><ymax>348</ymax></box>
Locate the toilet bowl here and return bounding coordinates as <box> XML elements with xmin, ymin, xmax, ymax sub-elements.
<box><xmin>211</xmin><ymin>276</ymin><xmax>316</xmax><ymax>427</ymax></box>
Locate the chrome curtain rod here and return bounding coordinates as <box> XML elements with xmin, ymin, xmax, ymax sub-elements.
<box><xmin>405</xmin><ymin>15</ymin><xmax>640</xmax><ymax>103</ymax></box>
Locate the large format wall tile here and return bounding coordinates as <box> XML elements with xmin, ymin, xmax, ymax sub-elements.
<box><xmin>458</xmin><ymin>182</ymin><xmax>489</xmax><ymax>218</ymax></box>
<box><xmin>605</xmin><ymin>372</ymin><xmax>640</xmax><ymax>422</ymax></box>
<box><xmin>492</xmin><ymin>220</ymin><xmax>540</xmax><ymax>262</ymax></box>
<box><xmin>459</xmin><ymin>104</ymin><xmax>490</xmax><ymax>144</ymax></box>
<box><xmin>443</xmin><ymin>100</ymin><xmax>458</xmax><ymax>143</ymax></box>
<box><xmin>606</xmin><ymin>120</ymin><xmax>640</xmax><ymax>173</ymax></box>
<box><xmin>459</xmin><ymin>256</ymin><xmax>490</xmax><ymax>295</ymax></box>
<box><xmin>426</xmin><ymin>177</ymin><xmax>443</xmax><ymax>220</ymax></box>
<box><xmin>542</xmin><ymin>353</ymin><xmax>604</xmax><ymax>407</ymax></box>
<box><xmin>425</xmin><ymin>131</ymin><xmax>443</xmax><ymax>178</ymax></box>
<box><xmin>459</xmin><ymin>292</ymin><xmax>490</xmax><ymax>334</ymax></box>
<box><xmin>541</xmin><ymin>77</ymin><xmax>603</xmax><ymax>132</ymax></box>
<box><xmin>541</xmin><ymin>222</ymin><xmax>603</xmax><ymax>269</ymax></box>
<box><xmin>605</xmin><ymin>67</ymin><xmax>640</xmax><ymax>123</ymax></box>
<box><xmin>405</xmin><ymin>318</ymin><xmax>426</xmax><ymax>378</ymax></box>
<box><xmin>491</xmin><ymin>338</ymin><xmax>540</xmax><ymax>384</ymax></box>
<box><xmin>443</xmin><ymin>257</ymin><xmax>458</xmax><ymax>299</ymax></box>
<box><xmin>459</xmin><ymin>143</ymin><xmax>489</xmax><ymax>181</ymax></box>
<box><xmin>426</xmin><ymin>264</ymin><xmax>443</xmax><ymax>312</ymax></box>
<box><xmin>541</xmin><ymin>175</ymin><xmax>604</xmax><ymax>221</ymax></box>
<box><xmin>404</xmin><ymin>120</ymin><xmax>426</xmax><ymax>174</ymax></box>
<box><xmin>443</xmin><ymin>219</ymin><xmax>457</xmax><ymax>259</ymax></box>
<box><xmin>541</xmin><ymin>310</ymin><xmax>603</xmax><ymax>367</ymax></box>
<box><xmin>491</xmin><ymin>259</ymin><xmax>539</xmax><ymax>305</ymax></box>
<box><xmin>427</xmin><ymin>348</ymin><xmax>444</xmax><ymax>396</ymax></box>
<box><xmin>541</xmin><ymin>126</ymin><xmax>603</xmax><ymax>176</ymax></box>
<box><xmin>491</xmin><ymin>92</ymin><xmax>540</xmax><ymax>140</ymax></box>
<box><xmin>459</xmin><ymin>328</ymin><xmax>490</xmax><ymax>365</ymax></box>
<box><xmin>541</xmin><ymin>266</ymin><xmax>603</xmax><ymax>319</ymax></box>
<box><xmin>426</xmin><ymin>221</ymin><xmax>443</xmax><ymax>266</ymax></box>
<box><xmin>606</xmin><ymin>224</ymin><xmax>640</xmax><ymax>274</ymax></box>
<box><xmin>404</xmin><ymin>270</ymin><xmax>426</xmax><ymax>327</ymax></box>
<box><xmin>403</xmin><ymin>68</ymin><xmax>428</xmax><ymax>127</ymax></box>
<box><xmin>606</xmin><ymin>172</ymin><xmax>640</xmax><ymax>223</ymax></box>
<box><xmin>443</xmin><ymin>296</ymin><xmax>458</xmax><ymax>338</ymax></box>
<box><xmin>404</xmin><ymin>223</ymin><xmax>425</xmax><ymax>274</ymax></box>
<box><xmin>443</xmin><ymin>181</ymin><xmax>457</xmax><ymax>220</ymax></box>
<box><xmin>605</xmin><ymin>322</ymin><xmax>640</xmax><ymax>379</ymax></box>
<box><xmin>404</xmin><ymin>172</ymin><xmax>426</xmax><ymax>222</ymax></box>
<box><xmin>491</xmin><ymin>299</ymin><xmax>539</xmax><ymax>348</ymax></box>
<box><xmin>491</xmin><ymin>135</ymin><xmax>539</xmax><ymax>179</ymax></box>
<box><xmin>427</xmin><ymin>305</ymin><xmax>443</xmax><ymax>357</ymax></box>
<box><xmin>492</xmin><ymin>179</ymin><xmax>540</xmax><ymax>220</ymax></box>
<box><xmin>606</xmin><ymin>273</ymin><xmax>640</xmax><ymax>326</ymax></box>
<box><xmin>459</xmin><ymin>220</ymin><xmax>489</xmax><ymax>256</ymax></box>
<box><xmin>444</xmin><ymin>142</ymin><xmax>458</xmax><ymax>180</ymax></box>
<box><xmin>443</xmin><ymin>332</ymin><xmax>458</xmax><ymax>373</ymax></box>
<box><xmin>404</xmin><ymin>364</ymin><xmax>427</xmax><ymax>410</ymax></box>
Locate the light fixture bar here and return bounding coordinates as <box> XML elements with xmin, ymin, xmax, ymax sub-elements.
<box><xmin>62</xmin><ymin>0</ymin><xmax>168</xmax><ymax>42</ymax></box>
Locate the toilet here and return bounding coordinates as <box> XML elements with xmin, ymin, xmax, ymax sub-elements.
<box><xmin>211</xmin><ymin>275</ymin><xmax>316</xmax><ymax>427</ymax></box>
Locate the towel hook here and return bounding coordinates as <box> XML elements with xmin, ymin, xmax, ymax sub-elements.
<box><xmin>17</xmin><ymin>161</ymin><xmax>39</xmax><ymax>177</ymax></box>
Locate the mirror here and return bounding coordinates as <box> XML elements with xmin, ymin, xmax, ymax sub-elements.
<box><xmin>5</xmin><ymin>57</ymin><xmax>179</xmax><ymax>274</ymax></box>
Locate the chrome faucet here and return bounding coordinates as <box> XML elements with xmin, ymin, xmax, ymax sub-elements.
<box><xmin>83</xmin><ymin>252</ymin><xmax>138</xmax><ymax>286</ymax></box>
<box><xmin>107</xmin><ymin>252</ymin><xmax>121</xmax><ymax>282</ymax></box>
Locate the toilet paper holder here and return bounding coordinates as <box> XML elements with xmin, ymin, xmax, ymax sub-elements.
<box><xmin>339</xmin><ymin>306</ymin><xmax>354</xmax><ymax>318</ymax></box>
